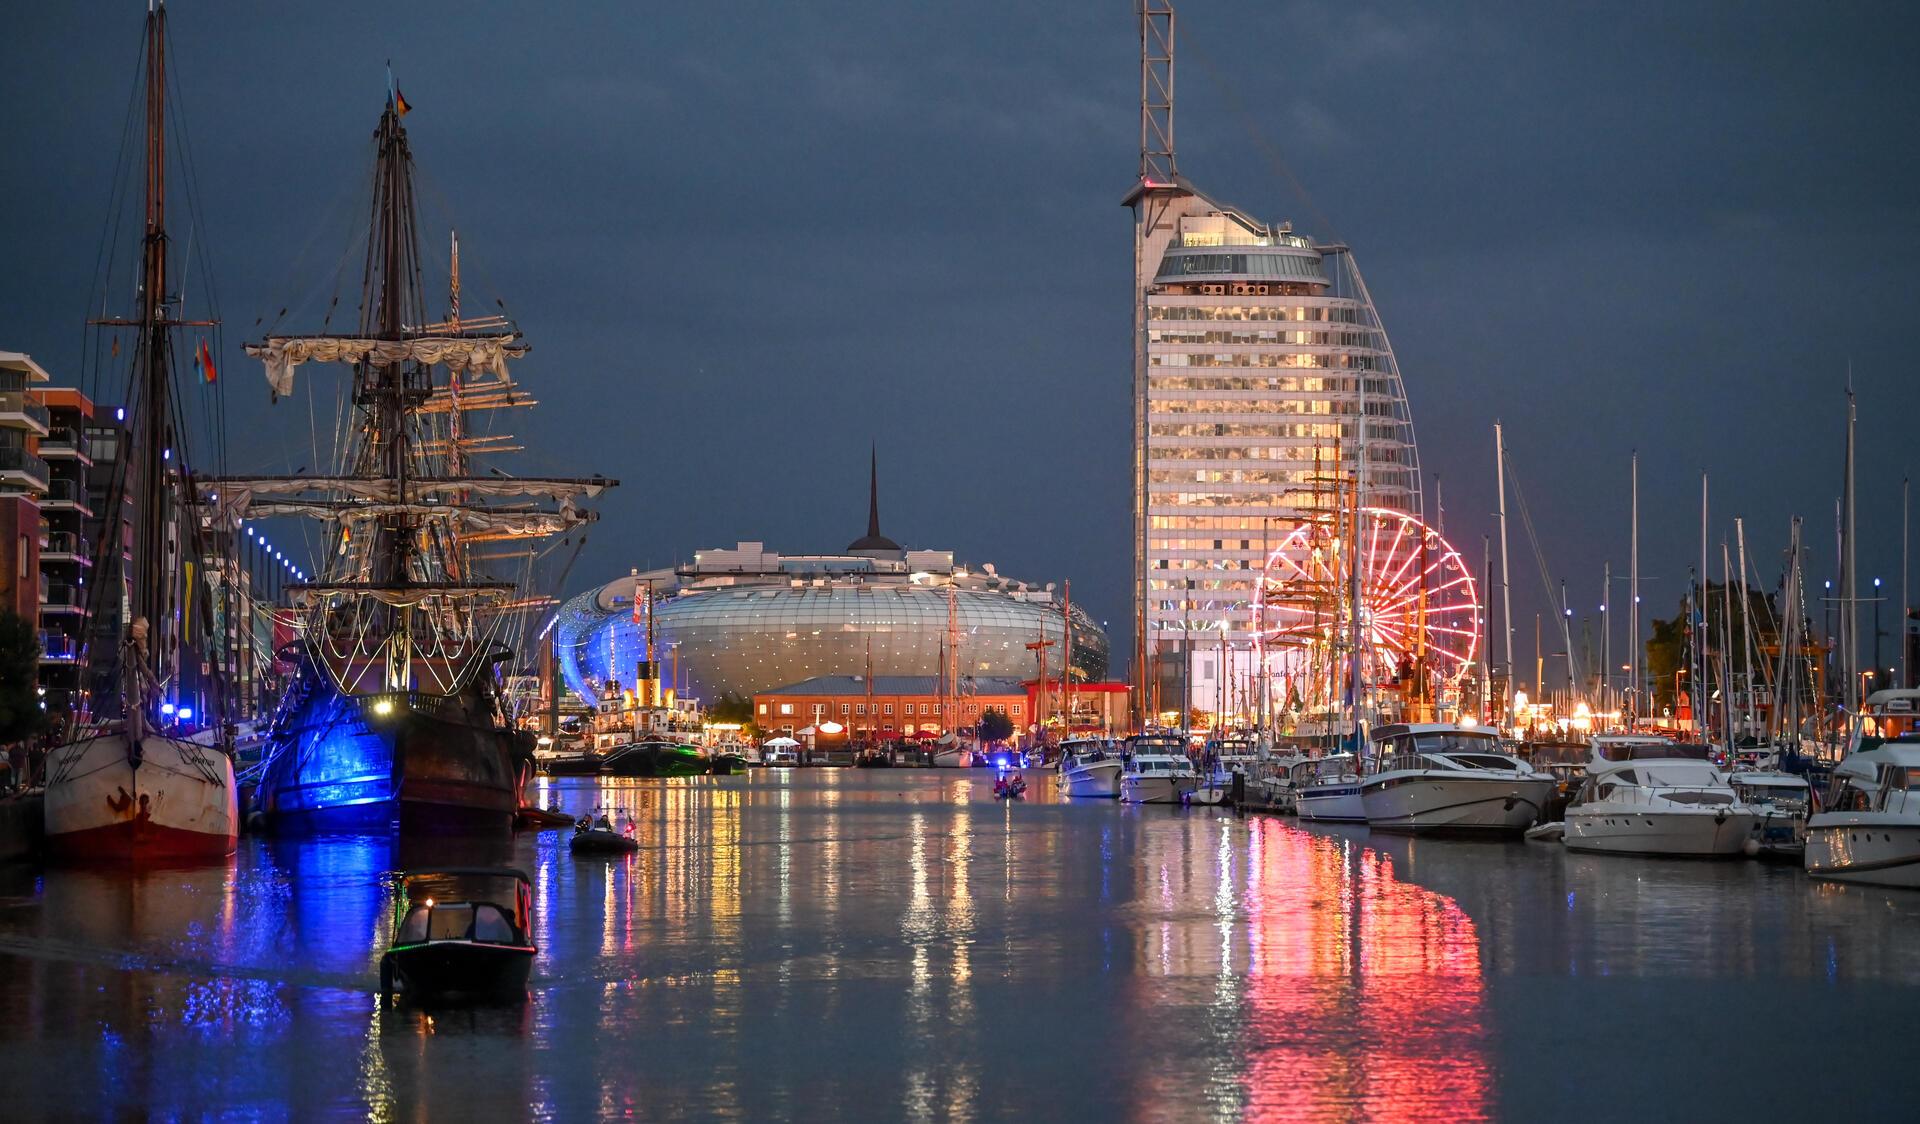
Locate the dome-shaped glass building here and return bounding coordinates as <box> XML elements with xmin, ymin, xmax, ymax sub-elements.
<box><xmin>555</xmin><ymin>539</ymin><xmax>1108</xmax><ymax>707</ymax></box>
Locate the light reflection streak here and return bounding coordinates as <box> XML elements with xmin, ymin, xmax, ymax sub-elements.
<box><xmin>1238</xmin><ymin>820</ymin><xmax>1490</xmax><ymax>1122</ymax></box>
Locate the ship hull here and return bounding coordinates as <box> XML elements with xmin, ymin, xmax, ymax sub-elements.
<box><xmin>44</xmin><ymin>732</ymin><xmax>239</xmax><ymax>862</ymax></box>
<box><xmin>257</xmin><ymin>685</ymin><xmax>528</xmax><ymax>837</ymax></box>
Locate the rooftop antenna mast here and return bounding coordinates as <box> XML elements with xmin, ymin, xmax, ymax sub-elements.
<box><xmin>1139</xmin><ymin>1</ymin><xmax>1176</xmax><ymax>183</ymax></box>
<box><xmin>1132</xmin><ymin>2</ymin><xmax>1179</xmax><ymax>730</ymax></box>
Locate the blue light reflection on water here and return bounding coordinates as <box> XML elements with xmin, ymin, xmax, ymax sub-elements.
<box><xmin>0</xmin><ymin>771</ymin><xmax>1918</xmax><ymax>1120</ymax></box>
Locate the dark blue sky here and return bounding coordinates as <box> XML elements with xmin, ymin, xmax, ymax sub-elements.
<box><xmin>4</xmin><ymin>2</ymin><xmax>1917</xmax><ymax>678</ymax></box>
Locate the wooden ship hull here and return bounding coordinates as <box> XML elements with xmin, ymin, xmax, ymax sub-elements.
<box><xmin>256</xmin><ymin>674</ymin><xmax>532</xmax><ymax>835</ymax></box>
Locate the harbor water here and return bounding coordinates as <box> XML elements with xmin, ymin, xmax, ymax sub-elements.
<box><xmin>0</xmin><ymin>769</ymin><xmax>1914</xmax><ymax>1121</ymax></box>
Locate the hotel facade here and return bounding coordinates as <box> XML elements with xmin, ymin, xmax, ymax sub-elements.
<box><xmin>1128</xmin><ymin>182</ymin><xmax>1421</xmax><ymax>719</ymax></box>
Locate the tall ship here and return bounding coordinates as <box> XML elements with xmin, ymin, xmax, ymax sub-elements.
<box><xmin>43</xmin><ymin>1</ymin><xmax>240</xmax><ymax>861</ymax></box>
<box><xmin>207</xmin><ymin>88</ymin><xmax>614</xmax><ymax>834</ymax></box>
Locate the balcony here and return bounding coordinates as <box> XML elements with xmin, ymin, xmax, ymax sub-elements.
<box><xmin>40</xmin><ymin>478</ymin><xmax>92</xmax><ymax>515</ymax></box>
<box><xmin>0</xmin><ymin>393</ymin><xmax>51</xmax><ymax>436</ymax></box>
<box><xmin>41</xmin><ymin>531</ymin><xmax>91</xmax><ymax>566</ymax></box>
<box><xmin>0</xmin><ymin>445</ymin><xmax>49</xmax><ymax>493</ymax></box>
<box><xmin>42</xmin><ymin>581</ymin><xmax>88</xmax><ymax>615</ymax></box>
<box><xmin>37</xmin><ymin>630</ymin><xmax>79</xmax><ymax>662</ymax></box>
<box><xmin>38</xmin><ymin>427</ymin><xmax>92</xmax><ymax>464</ymax></box>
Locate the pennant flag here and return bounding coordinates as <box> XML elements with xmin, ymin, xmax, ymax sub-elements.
<box><xmin>395</xmin><ymin>86</ymin><xmax>412</xmax><ymax>118</ymax></box>
<box><xmin>196</xmin><ymin>338</ymin><xmax>217</xmax><ymax>384</ymax></box>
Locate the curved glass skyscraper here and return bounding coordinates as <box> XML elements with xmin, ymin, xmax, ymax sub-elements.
<box><xmin>1129</xmin><ymin>182</ymin><xmax>1420</xmax><ymax>717</ymax></box>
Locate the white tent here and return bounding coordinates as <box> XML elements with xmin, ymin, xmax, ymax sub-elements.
<box><xmin>762</xmin><ymin>736</ymin><xmax>800</xmax><ymax>748</ymax></box>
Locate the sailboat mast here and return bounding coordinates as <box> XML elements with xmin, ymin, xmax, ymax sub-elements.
<box><xmin>1728</xmin><ymin>541</ymin><xmax>1743</xmax><ymax>745</ymax></box>
<box><xmin>1349</xmin><ymin>376</ymin><xmax>1367</xmax><ymax>743</ymax></box>
<box><xmin>1772</xmin><ymin>519</ymin><xmax>1799</xmax><ymax>745</ymax></box>
<box><xmin>1843</xmin><ymin>386</ymin><xmax>1859</xmax><ymax>720</ymax></box>
<box><xmin>1601</xmin><ymin>561</ymin><xmax>1611</xmax><ymax>719</ymax></box>
<box><xmin>1697</xmin><ymin>471</ymin><xmax>1708</xmax><ymax>736</ymax></box>
<box><xmin>1494</xmin><ymin>422</ymin><xmax>1513</xmax><ymax>725</ymax></box>
<box><xmin>1735</xmin><ymin>517</ymin><xmax>1755</xmax><ymax>739</ymax></box>
<box><xmin>134</xmin><ymin>0</ymin><xmax>174</xmax><ymax>685</ymax></box>
<box><xmin>1630</xmin><ymin>452</ymin><xmax>1640</xmax><ymax>727</ymax></box>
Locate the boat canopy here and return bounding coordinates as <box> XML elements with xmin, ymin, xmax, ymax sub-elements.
<box><xmin>395</xmin><ymin>868</ymin><xmax>532</xmax><ymax>925</ymax></box>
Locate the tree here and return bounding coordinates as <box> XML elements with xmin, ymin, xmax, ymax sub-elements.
<box><xmin>976</xmin><ymin>708</ymin><xmax>1014</xmax><ymax>743</ymax></box>
<box><xmin>1646</xmin><ymin>582</ymin><xmax>1786</xmax><ymax>716</ymax></box>
<box><xmin>0</xmin><ymin>609</ymin><xmax>47</xmax><ymax>745</ymax></box>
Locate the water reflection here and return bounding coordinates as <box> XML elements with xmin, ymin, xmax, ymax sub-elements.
<box><xmin>1</xmin><ymin>771</ymin><xmax>1917</xmax><ymax>1119</ymax></box>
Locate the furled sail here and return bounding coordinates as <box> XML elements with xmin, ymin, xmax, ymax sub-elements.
<box><xmin>245</xmin><ymin>334</ymin><xmax>529</xmax><ymax>397</ymax></box>
<box><xmin>233</xmin><ymin>499</ymin><xmax>590</xmax><ymax>539</ymax></box>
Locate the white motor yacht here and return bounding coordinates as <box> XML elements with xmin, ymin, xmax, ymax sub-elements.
<box><xmin>1360</xmin><ymin>723</ymin><xmax>1555</xmax><ymax>835</ymax></box>
<box><xmin>1562</xmin><ymin>737</ymin><xmax>1760</xmax><ymax>858</ymax></box>
<box><xmin>1294</xmin><ymin>754</ymin><xmax>1366</xmax><ymax>823</ymax></box>
<box><xmin>1120</xmin><ymin>734</ymin><xmax>1198</xmax><ymax>805</ymax></box>
<box><xmin>1057</xmin><ymin>737</ymin><xmax>1124</xmax><ymax>798</ymax></box>
<box><xmin>1805</xmin><ymin>734</ymin><xmax>1920</xmax><ymax>887</ymax></box>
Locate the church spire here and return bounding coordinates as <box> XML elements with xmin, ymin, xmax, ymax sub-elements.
<box><xmin>867</xmin><ymin>443</ymin><xmax>881</xmax><ymax>540</ymax></box>
<box><xmin>847</xmin><ymin>444</ymin><xmax>902</xmax><ymax>555</ymax></box>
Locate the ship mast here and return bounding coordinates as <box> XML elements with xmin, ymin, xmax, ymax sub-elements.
<box><xmin>132</xmin><ymin>0</ymin><xmax>176</xmax><ymax>690</ymax></box>
<box><xmin>210</xmin><ymin>89</ymin><xmax>615</xmax><ymax>700</ymax></box>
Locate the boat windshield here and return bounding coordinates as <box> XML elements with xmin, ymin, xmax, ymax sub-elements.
<box><xmin>1442</xmin><ymin>753</ymin><xmax>1521</xmax><ymax>771</ymax></box>
<box><xmin>1596</xmin><ymin>740</ymin><xmax>1707</xmax><ymax>762</ymax></box>
<box><xmin>428</xmin><ymin>904</ymin><xmax>475</xmax><ymax>941</ymax></box>
<box><xmin>1409</xmin><ymin>732</ymin><xmax>1500</xmax><ymax>755</ymax></box>
<box><xmin>1735</xmin><ymin>782</ymin><xmax>1809</xmax><ymax>813</ymax></box>
<box><xmin>472</xmin><ymin>904</ymin><xmax>516</xmax><ymax>943</ymax></box>
<box><xmin>398</xmin><ymin>905</ymin><xmax>430</xmax><ymax>944</ymax></box>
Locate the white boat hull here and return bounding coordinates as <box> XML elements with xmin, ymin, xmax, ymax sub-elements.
<box><xmin>1297</xmin><ymin>782</ymin><xmax>1366</xmax><ymax>824</ymax></box>
<box><xmin>44</xmin><ymin>730</ymin><xmax>238</xmax><ymax>862</ymax></box>
<box><xmin>1361</xmin><ymin>774</ymin><xmax>1554</xmax><ymax>835</ymax></box>
<box><xmin>1805</xmin><ymin>815</ymin><xmax>1920</xmax><ymax>887</ymax></box>
<box><xmin>1563</xmin><ymin>806</ymin><xmax>1759</xmax><ymax>857</ymax></box>
<box><xmin>1060</xmin><ymin>759</ymin><xmax>1122</xmax><ymax>798</ymax></box>
<box><xmin>1121</xmin><ymin>774</ymin><xmax>1196</xmax><ymax>805</ymax></box>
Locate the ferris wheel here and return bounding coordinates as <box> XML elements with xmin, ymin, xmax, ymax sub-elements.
<box><xmin>1254</xmin><ymin>507</ymin><xmax>1480</xmax><ymax>709</ymax></box>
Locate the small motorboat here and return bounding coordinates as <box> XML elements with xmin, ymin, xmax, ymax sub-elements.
<box><xmin>569</xmin><ymin>812</ymin><xmax>641</xmax><ymax>855</ymax></box>
<box><xmin>516</xmin><ymin>804</ymin><xmax>576</xmax><ymax>830</ymax></box>
<box><xmin>993</xmin><ymin>773</ymin><xmax>1028</xmax><ymax>801</ymax></box>
<box><xmin>1294</xmin><ymin>754</ymin><xmax>1367</xmax><ymax>823</ymax></box>
<box><xmin>379</xmin><ymin>868</ymin><xmax>535</xmax><ymax>1004</ymax></box>
<box><xmin>708</xmin><ymin>753</ymin><xmax>748</xmax><ymax>775</ymax></box>
<box><xmin>1058</xmin><ymin>737</ymin><xmax>1123</xmax><ymax>798</ymax></box>
<box><xmin>1120</xmin><ymin>735</ymin><xmax>1199</xmax><ymax>805</ymax></box>
<box><xmin>541</xmin><ymin>751</ymin><xmax>604</xmax><ymax>776</ymax></box>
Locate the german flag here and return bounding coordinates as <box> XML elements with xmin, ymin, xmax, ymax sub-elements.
<box><xmin>395</xmin><ymin>86</ymin><xmax>412</xmax><ymax>118</ymax></box>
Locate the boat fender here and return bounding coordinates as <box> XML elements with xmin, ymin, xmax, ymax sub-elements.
<box><xmin>1742</xmin><ymin>838</ymin><xmax>1761</xmax><ymax>857</ymax></box>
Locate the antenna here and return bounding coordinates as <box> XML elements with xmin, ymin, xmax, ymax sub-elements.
<box><xmin>1139</xmin><ymin>1</ymin><xmax>1176</xmax><ymax>182</ymax></box>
